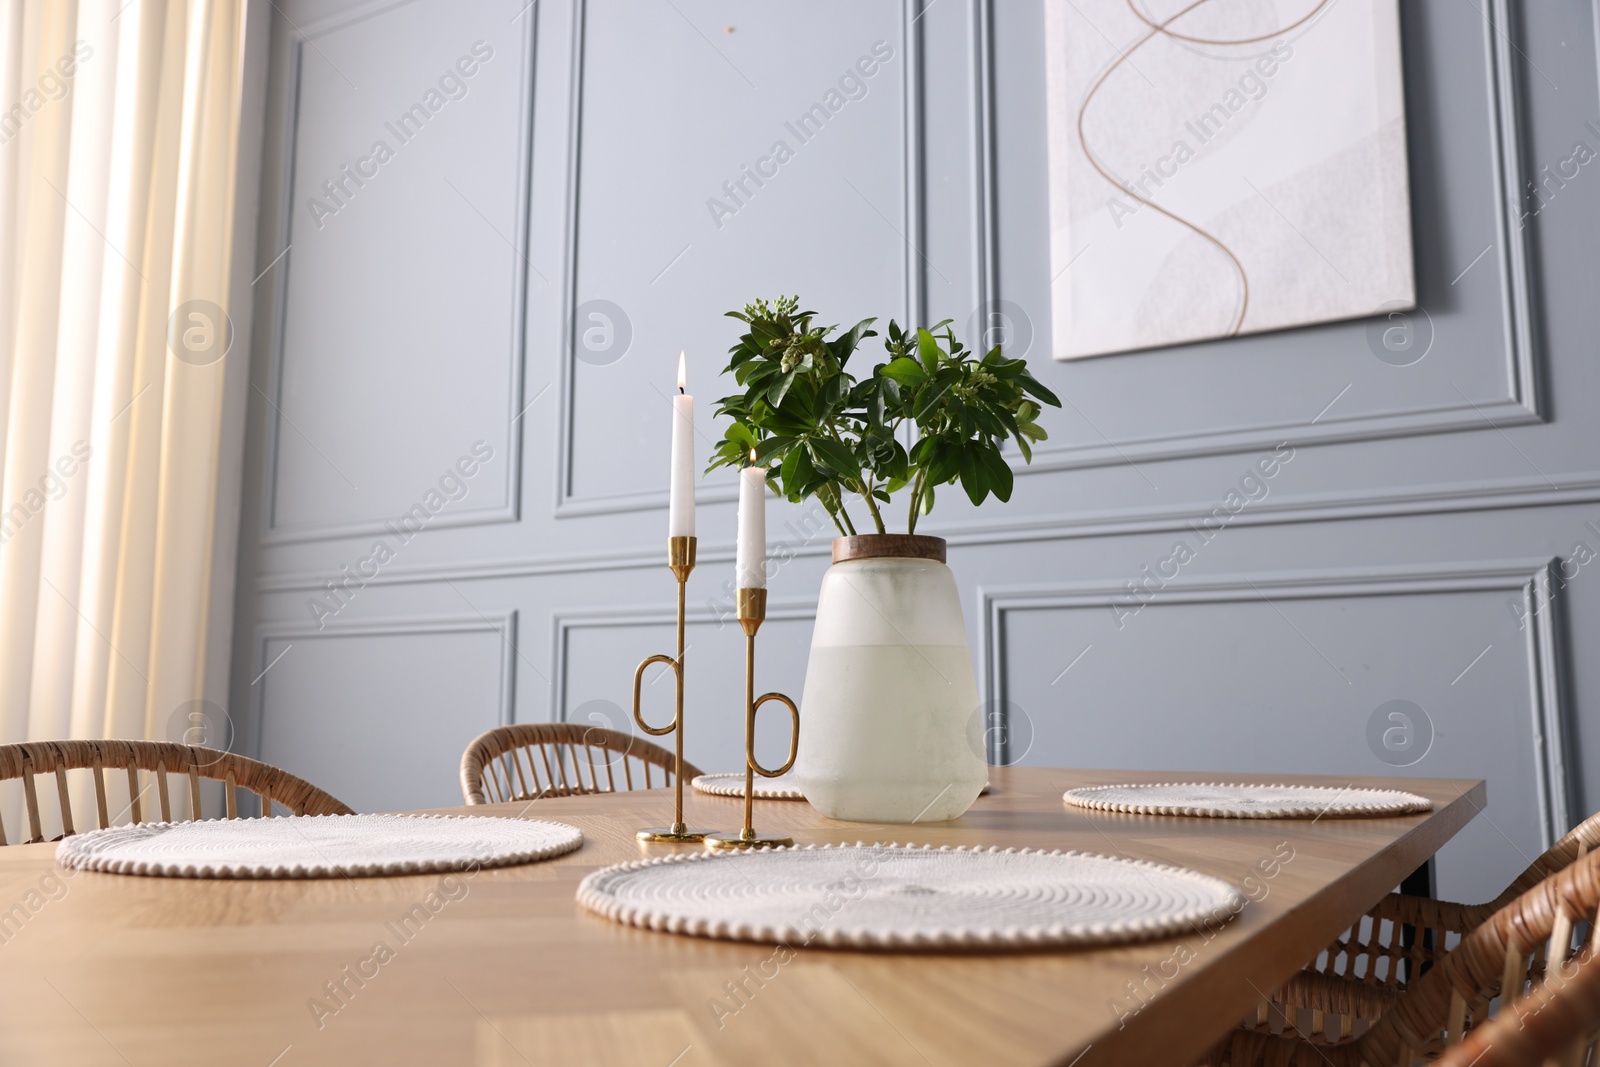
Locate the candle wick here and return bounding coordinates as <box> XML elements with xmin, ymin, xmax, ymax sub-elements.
<box><xmin>678</xmin><ymin>386</ymin><xmax>685</xmax><ymax>395</ymax></box>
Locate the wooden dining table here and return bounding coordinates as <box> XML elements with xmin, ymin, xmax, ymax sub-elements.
<box><xmin>0</xmin><ymin>765</ymin><xmax>1483</xmax><ymax>1066</ymax></box>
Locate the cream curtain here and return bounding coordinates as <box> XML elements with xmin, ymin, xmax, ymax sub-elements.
<box><xmin>0</xmin><ymin>0</ymin><xmax>246</xmax><ymax>750</ymax></box>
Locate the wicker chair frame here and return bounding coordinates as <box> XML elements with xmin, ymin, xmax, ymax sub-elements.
<box><xmin>1198</xmin><ymin>847</ymin><xmax>1600</xmax><ymax>1065</ymax></box>
<box><xmin>1433</xmin><ymin>944</ymin><xmax>1600</xmax><ymax>1067</ymax></box>
<box><xmin>0</xmin><ymin>739</ymin><xmax>353</xmax><ymax>845</ymax></box>
<box><xmin>460</xmin><ymin>723</ymin><xmax>699</xmax><ymax>805</ymax></box>
<box><xmin>1317</xmin><ymin>809</ymin><xmax>1600</xmax><ymax>989</ymax></box>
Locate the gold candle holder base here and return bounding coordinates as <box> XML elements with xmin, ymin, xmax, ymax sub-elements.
<box><xmin>638</xmin><ymin>826</ymin><xmax>712</xmax><ymax>844</ymax></box>
<box><xmin>706</xmin><ymin>829</ymin><xmax>794</xmax><ymax>850</ymax></box>
<box><xmin>706</xmin><ymin>588</ymin><xmax>799</xmax><ymax>851</ymax></box>
<box><xmin>632</xmin><ymin>536</ymin><xmax>719</xmax><ymax>843</ymax></box>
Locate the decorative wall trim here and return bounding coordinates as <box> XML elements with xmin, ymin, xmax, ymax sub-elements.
<box><xmin>256</xmin><ymin>467</ymin><xmax>1600</xmax><ymax>593</ymax></box>
<box><xmin>1527</xmin><ymin>561</ymin><xmax>1573</xmax><ymax>845</ymax></box>
<box><xmin>969</xmin><ymin>0</ymin><xmax>996</xmax><ymax>350</ymax></box>
<box><xmin>552</xmin><ymin>0</ymin><xmax>927</xmax><ymax>517</ymax></box>
<box><xmin>975</xmin><ymin>560</ymin><xmax>1573</xmax><ymax>845</ymax></box>
<box><xmin>249</xmin><ymin>609</ymin><xmax>519</xmax><ymax>758</ymax></box>
<box><xmin>1485</xmin><ymin>0</ymin><xmax>1540</xmax><ymax>416</ymax></box>
<box><xmin>998</xmin><ymin>0</ymin><xmax>1544</xmax><ymax>477</ymax></box>
<box><xmin>550</xmin><ymin>0</ymin><xmax>589</xmax><ymax>518</ymax></box>
<box><xmin>258</xmin><ymin>2</ymin><xmax>534</xmax><ymax>545</ymax></box>
<box><xmin>1018</xmin><ymin>400</ymin><xmax>1544</xmax><ymax>476</ymax></box>
<box><xmin>549</xmin><ymin>600</ymin><xmax>816</xmax><ymax>723</ymax></box>
<box><xmin>904</xmin><ymin>0</ymin><xmax>926</xmax><ymax>326</ymax></box>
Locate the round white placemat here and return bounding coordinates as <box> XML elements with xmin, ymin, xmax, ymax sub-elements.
<box><xmin>691</xmin><ymin>773</ymin><xmax>807</xmax><ymax>800</ymax></box>
<box><xmin>1062</xmin><ymin>783</ymin><xmax>1433</xmax><ymax>819</ymax></box>
<box><xmin>576</xmin><ymin>843</ymin><xmax>1243</xmax><ymax>949</ymax></box>
<box><xmin>55</xmin><ymin>814</ymin><xmax>584</xmax><ymax>879</ymax></box>
<box><xmin>691</xmin><ymin>774</ymin><xmax>992</xmax><ymax>801</ymax></box>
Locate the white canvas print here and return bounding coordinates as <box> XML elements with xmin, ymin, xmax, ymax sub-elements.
<box><xmin>1045</xmin><ymin>0</ymin><xmax>1416</xmax><ymax>359</ymax></box>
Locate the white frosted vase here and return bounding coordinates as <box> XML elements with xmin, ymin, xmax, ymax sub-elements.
<box><xmin>793</xmin><ymin>535</ymin><xmax>986</xmax><ymax>823</ymax></box>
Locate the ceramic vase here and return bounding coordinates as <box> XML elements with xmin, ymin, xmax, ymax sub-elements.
<box><xmin>792</xmin><ymin>535</ymin><xmax>986</xmax><ymax>823</ymax></box>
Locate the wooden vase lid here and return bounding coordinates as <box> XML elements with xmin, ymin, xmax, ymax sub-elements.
<box><xmin>831</xmin><ymin>534</ymin><xmax>947</xmax><ymax>564</ymax></box>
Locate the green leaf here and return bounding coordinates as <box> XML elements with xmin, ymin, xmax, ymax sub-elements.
<box><xmin>768</xmin><ymin>367</ymin><xmax>800</xmax><ymax>407</ymax></box>
<box><xmin>878</xmin><ymin>376</ymin><xmax>902</xmax><ymax>409</ymax></box>
<box><xmin>830</xmin><ymin>318</ymin><xmax>877</xmax><ymax>366</ymax></box>
<box><xmin>880</xmin><ymin>357</ymin><xmax>927</xmax><ymax>388</ymax></box>
<box><xmin>1019</xmin><ymin>373</ymin><xmax>1062</xmax><ymax>408</ymax></box>
<box><xmin>744</xmin><ymin>361</ymin><xmax>780</xmax><ymax>388</ymax></box>
<box><xmin>780</xmin><ymin>445</ymin><xmax>803</xmax><ymax>490</ymax></box>
<box><xmin>749</xmin><ymin>320</ymin><xmax>786</xmax><ymax>344</ymax></box>
<box><xmin>753</xmin><ymin>436</ymin><xmax>796</xmax><ymax>463</ymax></box>
<box><xmin>798</xmin><ymin>446</ymin><xmax>827</xmax><ymax>496</ymax></box>
<box><xmin>971</xmin><ymin>407</ymin><xmax>1003</xmax><ymax>436</ymax></box>
<box><xmin>808</xmin><ymin>437</ymin><xmax>860</xmax><ymax>481</ymax></box>
<box><xmin>927</xmin><ymin>440</ymin><xmax>961</xmax><ymax>486</ymax></box>
<box><xmin>916</xmin><ymin>328</ymin><xmax>943</xmax><ymax>373</ymax></box>
<box><xmin>978</xmin><ymin>446</ymin><xmax>1013</xmax><ymax>502</ymax></box>
<box><xmin>883</xmin><ymin>440</ymin><xmax>909</xmax><ymax>483</ymax></box>
<box><xmin>822</xmin><ymin>373</ymin><xmax>851</xmax><ymax>411</ymax></box>
<box><xmin>959</xmin><ymin>446</ymin><xmax>989</xmax><ymax>506</ymax></box>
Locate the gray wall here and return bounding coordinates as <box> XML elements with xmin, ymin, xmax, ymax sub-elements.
<box><xmin>233</xmin><ymin>0</ymin><xmax>1600</xmax><ymax>904</ymax></box>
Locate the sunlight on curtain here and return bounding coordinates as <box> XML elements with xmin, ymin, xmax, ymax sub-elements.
<box><xmin>0</xmin><ymin>0</ymin><xmax>245</xmax><ymax>769</ymax></box>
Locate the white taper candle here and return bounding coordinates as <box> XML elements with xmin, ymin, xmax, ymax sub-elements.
<box><xmin>668</xmin><ymin>351</ymin><xmax>695</xmax><ymax>538</ymax></box>
<box><xmin>736</xmin><ymin>454</ymin><xmax>767</xmax><ymax>589</ymax></box>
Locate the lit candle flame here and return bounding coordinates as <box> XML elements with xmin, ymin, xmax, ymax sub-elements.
<box><xmin>677</xmin><ymin>350</ymin><xmax>686</xmax><ymax>392</ymax></box>
<box><xmin>750</xmin><ymin>448</ymin><xmax>758</xmax><ymax>463</ymax></box>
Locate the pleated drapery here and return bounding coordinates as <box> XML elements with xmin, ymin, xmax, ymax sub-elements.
<box><xmin>0</xmin><ymin>0</ymin><xmax>246</xmax><ymax>752</ymax></box>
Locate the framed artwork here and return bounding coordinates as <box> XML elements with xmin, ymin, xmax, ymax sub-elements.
<box><xmin>1045</xmin><ymin>0</ymin><xmax>1416</xmax><ymax>359</ymax></box>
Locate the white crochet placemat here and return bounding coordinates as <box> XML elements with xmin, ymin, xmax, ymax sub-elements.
<box><xmin>55</xmin><ymin>814</ymin><xmax>584</xmax><ymax>879</ymax></box>
<box><xmin>691</xmin><ymin>773</ymin><xmax>807</xmax><ymax>800</ymax></box>
<box><xmin>691</xmin><ymin>774</ymin><xmax>992</xmax><ymax>801</ymax></box>
<box><xmin>576</xmin><ymin>843</ymin><xmax>1243</xmax><ymax>949</ymax></box>
<box><xmin>1063</xmin><ymin>783</ymin><xmax>1434</xmax><ymax>819</ymax></box>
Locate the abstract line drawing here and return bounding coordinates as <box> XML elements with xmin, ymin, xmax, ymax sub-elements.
<box><xmin>1045</xmin><ymin>0</ymin><xmax>1415</xmax><ymax>360</ymax></box>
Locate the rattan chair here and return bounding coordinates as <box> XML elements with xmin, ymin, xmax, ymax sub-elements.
<box><xmin>1316</xmin><ymin>808</ymin><xmax>1600</xmax><ymax>990</ymax></box>
<box><xmin>460</xmin><ymin>723</ymin><xmax>699</xmax><ymax>805</ymax></box>
<box><xmin>1433</xmin><ymin>945</ymin><xmax>1600</xmax><ymax>1067</ymax></box>
<box><xmin>0</xmin><ymin>739</ymin><xmax>353</xmax><ymax>845</ymax></box>
<box><xmin>1197</xmin><ymin>847</ymin><xmax>1600</xmax><ymax>1065</ymax></box>
<box><xmin>1234</xmin><ymin>810</ymin><xmax>1600</xmax><ymax>1050</ymax></box>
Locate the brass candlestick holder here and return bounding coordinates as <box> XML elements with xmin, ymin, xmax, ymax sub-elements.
<box><xmin>633</xmin><ymin>536</ymin><xmax>717</xmax><ymax>843</ymax></box>
<box><xmin>707</xmin><ymin>587</ymin><xmax>800</xmax><ymax>851</ymax></box>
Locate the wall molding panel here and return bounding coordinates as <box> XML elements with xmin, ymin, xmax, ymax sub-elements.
<box><xmin>551</xmin><ymin>0</ymin><xmax>927</xmax><ymax>518</ymax></box>
<box><xmin>976</xmin><ymin>559</ymin><xmax>1573</xmax><ymax>845</ymax></box>
<box><xmin>258</xmin><ymin>1</ymin><xmax>535</xmax><ymax>545</ymax></box>
<box><xmin>250</xmin><ymin>610</ymin><xmax>519</xmax><ymax>757</ymax></box>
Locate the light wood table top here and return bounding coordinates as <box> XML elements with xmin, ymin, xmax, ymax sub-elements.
<box><xmin>0</xmin><ymin>766</ymin><xmax>1483</xmax><ymax>1067</ymax></box>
